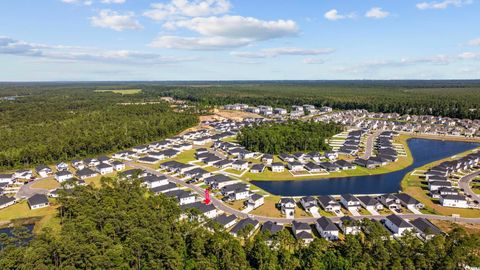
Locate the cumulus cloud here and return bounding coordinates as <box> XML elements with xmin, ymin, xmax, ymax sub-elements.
<box><xmin>231</xmin><ymin>47</ymin><xmax>334</xmax><ymax>59</ymax></box>
<box><xmin>416</xmin><ymin>0</ymin><xmax>472</xmax><ymax>10</ymax></box>
<box><xmin>324</xmin><ymin>9</ymin><xmax>355</xmax><ymax>21</ymax></box>
<box><xmin>0</xmin><ymin>36</ymin><xmax>192</xmax><ymax>65</ymax></box>
<box><xmin>151</xmin><ymin>15</ymin><xmax>299</xmax><ymax>50</ymax></box>
<box><xmin>144</xmin><ymin>0</ymin><xmax>231</xmax><ymax>21</ymax></box>
<box><xmin>90</xmin><ymin>10</ymin><xmax>143</xmax><ymax>31</ymax></box>
<box><xmin>365</xmin><ymin>7</ymin><xmax>390</xmax><ymax>19</ymax></box>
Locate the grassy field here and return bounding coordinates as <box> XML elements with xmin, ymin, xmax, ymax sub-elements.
<box><xmin>431</xmin><ymin>220</ymin><xmax>480</xmax><ymax>235</ymax></box>
<box><xmin>401</xmin><ymin>147</ymin><xmax>480</xmax><ymax>218</ymax></box>
<box><xmin>94</xmin><ymin>89</ymin><xmax>142</xmax><ymax>95</ymax></box>
<box><xmin>0</xmin><ymin>200</ymin><xmax>57</xmax><ymax>222</ymax></box>
<box><xmin>31</xmin><ymin>178</ymin><xmax>60</xmax><ymax>190</ymax></box>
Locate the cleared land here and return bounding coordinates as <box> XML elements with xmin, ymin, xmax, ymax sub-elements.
<box><xmin>0</xmin><ymin>200</ymin><xmax>57</xmax><ymax>222</ymax></box>
<box><xmin>94</xmin><ymin>89</ymin><xmax>142</xmax><ymax>95</ymax></box>
<box><xmin>31</xmin><ymin>178</ymin><xmax>60</xmax><ymax>190</ymax></box>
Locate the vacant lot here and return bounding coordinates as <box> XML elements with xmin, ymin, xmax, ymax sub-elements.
<box><xmin>95</xmin><ymin>89</ymin><xmax>142</xmax><ymax>95</ymax></box>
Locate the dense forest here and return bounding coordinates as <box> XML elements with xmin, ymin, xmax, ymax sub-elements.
<box><xmin>0</xmin><ymin>85</ymin><xmax>198</xmax><ymax>170</ymax></box>
<box><xmin>238</xmin><ymin>121</ymin><xmax>343</xmax><ymax>154</ymax></box>
<box><xmin>0</xmin><ymin>177</ymin><xmax>479</xmax><ymax>269</ymax></box>
<box><xmin>154</xmin><ymin>82</ymin><xmax>480</xmax><ymax>119</ymax></box>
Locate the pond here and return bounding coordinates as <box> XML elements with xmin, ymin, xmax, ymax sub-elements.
<box><xmin>251</xmin><ymin>138</ymin><xmax>480</xmax><ymax>196</ymax></box>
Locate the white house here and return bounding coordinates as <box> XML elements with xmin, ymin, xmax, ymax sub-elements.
<box><xmin>384</xmin><ymin>214</ymin><xmax>414</xmax><ymax>237</ymax></box>
<box><xmin>111</xmin><ymin>161</ymin><xmax>126</xmax><ymax>171</ymax></box>
<box><xmin>287</xmin><ymin>162</ymin><xmax>304</xmax><ymax>172</ymax></box>
<box><xmin>315</xmin><ymin>217</ymin><xmax>339</xmax><ymax>240</ymax></box>
<box><xmin>440</xmin><ymin>194</ymin><xmax>468</xmax><ymax>208</ymax></box>
<box><xmin>340</xmin><ymin>194</ymin><xmax>361</xmax><ymax>210</ymax></box>
<box><xmin>56</xmin><ymin>162</ymin><xmax>69</xmax><ymax>171</ymax></box>
<box><xmin>279</xmin><ymin>198</ymin><xmax>296</xmax><ymax>218</ymax></box>
<box><xmin>28</xmin><ymin>194</ymin><xmax>50</xmax><ymax>210</ymax></box>
<box><xmin>35</xmin><ymin>165</ymin><xmax>52</xmax><ymax>178</ymax></box>
<box><xmin>232</xmin><ymin>160</ymin><xmax>249</xmax><ymax>171</ymax></box>
<box><xmin>13</xmin><ymin>170</ymin><xmax>33</xmax><ymax>180</ymax></box>
<box><xmin>247</xmin><ymin>194</ymin><xmax>264</xmax><ymax>209</ymax></box>
<box><xmin>55</xmin><ymin>171</ymin><xmax>74</xmax><ymax>182</ymax></box>
<box><xmin>0</xmin><ymin>196</ymin><xmax>16</xmax><ymax>209</ymax></box>
<box><xmin>339</xmin><ymin>216</ymin><xmax>361</xmax><ymax>235</ymax></box>
<box><xmin>271</xmin><ymin>163</ymin><xmax>285</xmax><ymax>172</ymax></box>
<box><xmin>96</xmin><ymin>163</ymin><xmax>114</xmax><ymax>175</ymax></box>
<box><xmin>142</xmin><ymin>175</ymin><xmax>169</xmax><ymax>189</ymax></box>
<box><xmin>0</xmin><ymin>174</ymin><xmax>14</xmax><ymax>184</ymax></box>
<box><xmin>292</xmin><ymin>221</ymin><xmax>314</xmax><ymax>244</ymax></box>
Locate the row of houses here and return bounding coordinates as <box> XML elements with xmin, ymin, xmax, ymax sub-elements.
<box><xmin>425</xmin><ymin>152</ymin><xmax>480</xmax><ymax>208</ymax></box>
<box><xmin>278</xmin><ymin>193</ymin><xmax>423</xmax><ymax>218</ymax></box>
<box><xmin>223</xmin><ymin>104</ymin><xmax>333</xmax><ymax>118</ymax></box>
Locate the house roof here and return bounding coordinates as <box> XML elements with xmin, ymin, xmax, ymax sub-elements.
<box><xmin>249</xmin><ymin>193</ymin><xmax>263</xmax><ymax>202</ymax></box>
<box><xmin>164</xmin><ymin>189</ymin><xmax>194</xmax><ymax>200</ymax></box>
<box><xmin>261</xmin><ymin>221</ymin><xmax>283</xmax><ymax>235</ymax></box>
<box><xmin>394</xmin><ymin>193</ymin><xmax>420</xmax><ymax>205</ymax></box>
<box><xmin>230</xmin><ymin>218</ymin><xmax>259</xmax><ymax>235</ymax></box>
<box><xmin>142</xmin><ymin>175</ymin><xmax>167</xmax><ymax>183</ymax></box>
<box><xmin>296</xmin><ymin>231</ymin><xmax>314</xmax><ymax>239</ymax></box>
<box><xmin>212</xmin><ymin>213</ymin><xmax>237</xmax><ymax>227</ymax></box>
<box><xmin>76</xmin><ymin>168</ymin><xmax>97</xmax><ymax>177</ymax></box>
<box><xmin>180</xmin><ymin>201</ymin><xmax>216</xmax><ymax>214</ymax></box>
<box><xmin>357</xmin><ymin>196</ymin><xmax>378</xmax><ymax>206</ymax></box>
<box><xmin>410</xmin><ymin>218</ymin><xmax>442</xmax><ymax>236</ymax></box>
<box><xmin>28</xmin><ymin>194</ymin><xmax>49</xmax><ymax>206</ymax></box>
<box><xmin>0</xmin><ymin>195</ymin><xmax>15</xmax><ymax>205</ymax></box>
<box><xmin>150</xmin><ymin>183</ymin><xmax>177</xmax><ymax>193</ymax></box>
<box><xmin>292</xmin><ymin>221</ymin><xmax>311</xmax><ymax>231</ymax></box>
<box><xmin>316</xmin><ymin>217</ymin><xmax>338</xmax><ymax>231</ymax></box>
<box><xmin>386</xmin><ymin>214</ymin><xmax>412</xmax><ymax>228</ymax></box>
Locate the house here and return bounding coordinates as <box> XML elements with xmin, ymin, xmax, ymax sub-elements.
<box><xmin>279</xmin><ymin>198</ymin><xmax>296</xmax><ymax>218</ymax></box>
<box><xmin>304</xmin><ymin>162</ymin><xmax>323</xmax><ymax>173</ymax></box>
<box><xmin>132</xmin><ymin>145</ymin><xmax>149</xmax><ymax>154</ymax></box>
<box><xmin>14</xmin><ymin>170</ymin><xmax>33</xmax><ymax>180</ymax></box>
<box><xmin>261</xmin><ymin>221</ymin><xmax>283</xmax><ymax>236</ymax></box>
<box><xmin>247</xmin><ymin>194</ymin><xmax>264</xmax><ymax>209</ymax></box>
<box><xmin>97</xmin><ymin>156</ymin><xmax>112</xmax><ymax>164</ymax></box>
<box><xmin>325</xmin><ymin>152</ymin><xmax>338</xmax><ymax>161</ymax></box>
<box><xmin>317</xmin><ymin>195</ymin><xmax>341</xmax><ymax>213</ymax></box>
<box><xmin>141</xmin><ymin>175</ymin><xmax>169</xmax><ymax>189</ymax></box>
<box><xmin>84</xmin><ymin>158</ymin><xmax>100</xmax><ymax>167</ymax></box>
<box><xmin>35</xmin><ymin>165</ymin><xmax>52</xmax><ymax>178</ymax></box>
<box><xmin>315</xmin><ymin>217</ymin><xmax>339</xmax><ymax>240</ymax></box>
<box><xmin>150</xmin><ymin>182</ymin><xmax>178</xmax><ymax>194</ymax></box>
<box><xmin>72</xmin><ymin>160</ymin><xmax>85</xmax><ymax>170</ymax></box>
<box><xmin>56</xmin><ymin>162</ymin><xmax>69</xmax><ymax>171</ymax></box>
<box><xmin>212</xmin><ymin>159</ymin><xmax>233</xmax><ymax>169</ymax></box>
<box><xmin>0</xmin><ymin>174</ymin><xmax>14</xmax><ymax>184</ymax></box>
<box><xmin>76</xmin><ymin>168</ymin><xmax>98</xmax><ymax>180</ymax></box>
<box><xmin>340</xmin><ymin>194</ymin><xmax>361</xmax><ymax>210</ymax></box>
<box><xmin>292</xmin><ymin>221</ymin><xmax>314</xmax><ymax>244</ymax></box>
<box><xmin>250</xmin><ymin>164</ymin><xmax>265</xmax><ymax>173</ymax></box>
<box><xmin>394</xmin><ymin>193</ymin><xmax>424</xmax><ymax>209</ymax></box>
<box><xmin>410</xmin><ymin>218</ymin><xmax>443</xmax><ymax>240</ymax></box>
<box><xmin>357</xmin><ymin>196</ymin><xmax>384</xmax><ymax>211</ymax></box>
<box><xmin>339</xmin><ymin>216</ymin><xmax>361</xmax><ymax>235</ymax></box>
<box><xmin>96</xmin><ymin>163</ymin><xmax>114</xmax><ymax>175</ymax></box>
<box><xmin>222</xmin><ymin>183</ymin><xmax>250</xmax><ymax>201</ymax></box>
<box><xmin>384</xmin><ymin>214</ymin><xmax>414</xmax><ymax>237</ymax></box>
<box><xmin>181</xmin><ymin>201</ymin><xmax>218</xmax><ymax>219</ymax></box>
<box><xmin>164</xmin><ymin>189</ymin><xmax>196</xmax><ymax>205</ymax></box>
<box><xmin>0</xmin><ymin>196</ymin><xmax>15</xmax><ymax>209</ymax></box>
<box><xmin>54</xmin><ymin>171</ymin><xmax>74</xmax><ymax>182</ymax></box>
<box><xmin>229</xmin><ymin>218</ymin><xmax>259</xmax><ymax>238</ymax></box>
<box><xmin>428</xmin><ymin>181</ymin><xmax>452</xmax><ymax>191</ymax></box>
<box><xmin>238</xmin><ymin>150</ymin><xmax>255</xmax><ymax>160</ymax></box>
<box><xmin>376</xmin><ymin>194</ymin><xmax>401</xmax><ymax>210</ymax></box>
<box><xmin>287</xmin><ymin>161</ymin><xmax>304</xmax><ymax>172</ymax></box>
<box><xmin>211</xmin><ymin>214</ymin><xmax>237</xmax><ymax>229</ymax></box>
<box><xmin>159</xmin><ymin>149</ymin><xmax>180</xmax><ymax>159</ymax></box>
<box><xmin>232</xmin><ymin>160</ymin><xmax>249</xmax><ymax>171</ymax></box>
<box><xmin>319</xmin><ymin>162</ymin><xmax>340</xmax><ymax>172</ymax></box>
<box><xmin>334</xmin><ymin>160</ymin><xmax>356</xmax><ymax>170</ymax></box>
<box><xmin>279</xmin><ymin>154</ymin><xmax>294</xmax><ymax>162</ymax></box>
<box><xmin>121</xmin><ymin>169</ymin><xmax>148</xmax><ymax>179</ymax></box>
<box><xmin>204</xmin><ymin>174</ymin><xmax>238</xmax><ymax>189</ymax></box>
<box><xmin>111</xmin><ymin>161</ymin><xmax>125</xmax><ymax>171</ymax></box>
<box><xmin>440</xmin><ymin>194</ymin><xmax>468</xmax><ymax>208</ymax></box>
<box><xmin>271</xmin><ymin>162</ymin><xmax>285</xmax><ymax>172</ymax></box>
<box><xmin>184</xmin><ymin>167</ymin><xmax>211</xmax><ymax>180</ymax></box>
<box><xmin>137</xmin><ymin>156</ymin><xmax>160</xmax><ymax>164</ymax></box>
<box><xmin>262</xmin><ymin>154</ymin><xmax>274</xmax><ymax>165</ymax></box>
<box><xmin>300</xmin><ymin>196</ymin><xmax>319</xmax><ymax>214</ymax></box>
<box><xmin>28</xmin><ymin>194</ymin><xmax>49</xmax><ymax>210</ymax></box>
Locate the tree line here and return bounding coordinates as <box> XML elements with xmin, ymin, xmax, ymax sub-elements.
<box><xmin>0</xmin><ymin>177</ymin><xmax>479</xmax><ymax>269</ymax></box>
<box><xmin>238</xmin><ymin>121</ymin><xmax>343</xmax><ymax>154</ymax></box>
<box><xmin>0</xmin><ymin>86</ymin><xmax>197</xmax><ymax>170</ymax></box>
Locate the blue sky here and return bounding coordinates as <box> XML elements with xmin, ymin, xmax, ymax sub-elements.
<box><xmin>0</xmin><ymin>0</ymin><xmax>479</xmax><ymax>81</ymax></box>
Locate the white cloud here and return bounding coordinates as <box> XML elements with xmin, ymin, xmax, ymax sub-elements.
<box><xmin>458</xmin><ymin>52</ymin><xmax>480</xmax><ymax>59</ymax></box>
<box><xmin>303</xmin><ymin>58</ymin><xmax>325</xmax><ymax>64</ymax></box>
<box><xmin>101</xmin><ymin>0</ymin><xmax>126</xmax><ymax>3</ymax></box>
<box><xmin>144</xmin><ymin>0</ymin><xmax>231</xmax><ymax>21</ymax></box>
<box><xmin>365</xmin><ymin>7</ymin><xmax>390</xmax><ymax>19</ymax></box>
<box><xmin>0</xmin><ymin>36</ymin><xmax>192</xmax><ymax>65</ymax></box>
<box><xmin>324</xmin><ymin>9</ymin><xmax>355</xmax><ymax>21</ymax></box>
<box><xmin>150</xmin><ymin>36</ymin><xmax>251</xmax><ymax>50</ymax></box>
<box><xmin>61</xmin><ymin>0</ymin><xmax>93</xmax><ymax>5</ymax></box>
<box><xmin>468</xmin><ymin>38</ymin><xmax>480</xmax><ymax>46</ymax></box>
<box><xmin>416</xmin><ymin>0</ymin><xmax>472</xmax><ymax>10</ymax></box>
<box><xmin>231</xmin><ymin>47</ymin><xmax>334</xmax><ymax>58</ymax></box>
<box><xmin>151</xmin><ymin>15</ymin><xmax>299</xmax><ymax>50</ymax></box>
<box><xmin>91</xmin><ymin>10</ymin><xmax>143</xmax><ymax>31</ymax></box>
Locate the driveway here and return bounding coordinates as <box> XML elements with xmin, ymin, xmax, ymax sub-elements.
<box><xmin>15</xmin><ymin>176</ymin><xmax>53</xmax><ymax>199</ymax></box>
<box><xmin>362</xmin><ymin>130</ymin><xmax>381</xmax><ymax>159</ymax></box>
<box><xmin>458</xmin><ymin>171</ymin><xmax>480</xmax><ymax>202</ymax></box>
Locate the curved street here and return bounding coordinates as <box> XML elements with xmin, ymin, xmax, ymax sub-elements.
<box><xmin>458</xmin><ymin>171</ymin><xmax>480</xmax><ymax>202</ymax></box>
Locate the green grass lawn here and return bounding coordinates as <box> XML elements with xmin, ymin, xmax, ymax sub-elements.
<box><xmin>31</xmin><ymin>178</ymin><xmax>60</xmax><ymax>190</ymax></box>
<box><xmin>0</xmin><ymin>200</ymin><xmax>57</xmax><ymax>222</ymax></box>
<box><xmin>94</xmin><ymin>89</ymin><xmax>142</xmax><ymax>95</ymax></box>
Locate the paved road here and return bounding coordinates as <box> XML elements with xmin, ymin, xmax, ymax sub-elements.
<box><xmin>15</xmin><ymin>176</ymin><xmax>52</xmax><ymax>199</ymax></box>
<box><xmin>129</xmin><ymin>162</ymin><xmax>480</xmax><ymax>225</ymax></box>
<box><xmin>458</xmin><ymin>171</ymin><xmax>480</xmax><ymax>202</ymax></box>
<box><xmin>362</xmin><ymin>130</ymin><xmax>381</xmax><ymax>159</ymax></box>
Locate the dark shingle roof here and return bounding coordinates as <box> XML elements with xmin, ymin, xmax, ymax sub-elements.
<box><xmin>28</xmin><ymin>194</ymin><xmax>49</xmax><ymax>206</ymax></box>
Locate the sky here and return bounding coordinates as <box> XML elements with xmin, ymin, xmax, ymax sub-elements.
<box><xmin>0</xmin><ymin>0</ymin><xmax>479</xmax><ymax>81</ymax></box>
